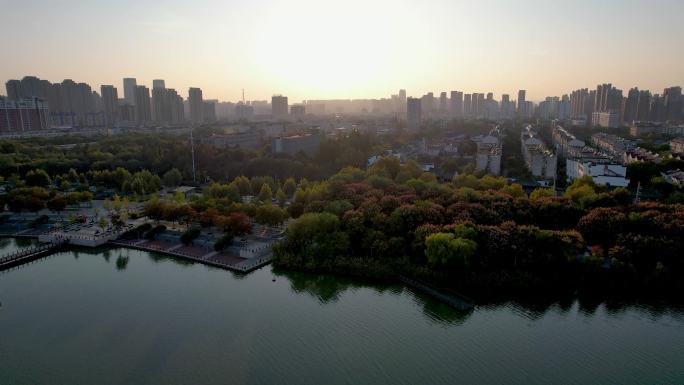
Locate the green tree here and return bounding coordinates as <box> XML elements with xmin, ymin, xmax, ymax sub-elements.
<box><xmin>255</xmin><ymin>204</ymin><xmax>288</xmax><ymax>226</ymax></box>
<box><xmin>425</xmin><ymin>233</ymin><xmax>477</xmax><ymax>269</ymax></box>
<box><xmin>25</xmin><ymin>169</ymin><xmax>51</xmax><ymax>187</ymax></box>
<box><xmin>258</xmin><ymin>183</ymin><xmax>273</xmax><ymax>202</ymax></box>
<box><xmin>47</xmin><ymin>195</ymin><xmax>67</xmax><ymax>216</ymax></box>
<box><xmin>276</xmin><ymin>188</ymin><xmax>287</xmax><ymax>207</ymax></box>
<box><xmin>530</xmin><ymin>188</ymin><xmax>554</xmax><ymax>201</ymax></box>
<box><xmin>162</xmin><ymin>168</ymin><xmax>183</xmax><ymax>187</ymax></box>
<box><xmin>283</xmin><ymin>177</ymin><xmax>297</xmax><ymax>197</ymax></box>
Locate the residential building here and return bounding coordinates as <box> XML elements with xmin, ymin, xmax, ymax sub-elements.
<box><xmin>450</xmin><ymin>91</ymin><xmax>463</xmax><ymax>117</ymax></box>
<box><xmin>203</xmin><ymin>101</ymin><xmax>217</xmax><ymax>123</ymax></box>
<box><xmin>624</xmin><ymin>147</ymin><xmax>661</xmax><ymax>164</ymax></box>
<box><xmin>554</xmin><ymin>125</ymin><xmax>629</xmax><ymax>186</ymax></box>
<box><xmin>521</xmin><ymin>125</ymin><xmax>556</xmax><ymax>180</ymax></box>
<box><xmin>517</xmin><ymin>90</ymin><xmax>526</xmax><ymax>116</ymax></box>
<box><xmin>0</xmin><ymin>97</ymin><xmax>51</xmax><ymax>132</ymax></box>
<box><xmin>591</xmin><ymin>111</ymin><xmax>620</xmax><ymax>128</ymax></box>
<box><xmin>123</xmin><ymin>78</ymin><xmax>137</xmax><ymax>106</ymax></box>
<box><xmin>272</xmin><ymin>131</ymin><xmax>322</xmax><ymax>156</ymax></box>
<box><xmin>661</xmin><ymin>169</ymin><xmax>684</xmax><ymax>186</ymax></box>
<box><xmin>290</xmin><ymin>104</ymin><xmax>306</xmax><ymax>118</ymax></box>
<box><xmin>201</xmin><ymin>131</ymin><xmax>260</xmax><ymax>150</ymax></box>
<box><xmin>272</xmin><ymin>95</ymin><xmax>289</xmax><ymax>118</ymax></box>
<box><xmin>590</xmin><ymin>133</ymin><xmax>635</xmax><ymax>162</ymax></box>
<box><xmin>188</xmin><ymin>87</ymin><xmax>204</xmax><ymax>124</ymax></box>
<box><xmin>135</xmin><ymin>86</ymin><xmax>152</xmax><ymax>123</ymax></box>
<box><xmin>407</xmin><ymin>97</ymin><xmax>422</xmax><ymax>131</ymax></box>
<box><xmin>670</xmin><ymin>137</ymin><xmax>684</xmax><ymax>154</ymax></box>
<box><xmin>100</xmin><ymin>85</ymin><xmax>119</xmax><ymax>126</ymax></box>
<box><xmin>473</xmin><ymin>128</ymin><xmax>502</xmax><ymax>175</ymax></box>
<box><xmin>566</xmin><ymin>160</ymin><xmax>629</xmax><ymax>187</ymax></box>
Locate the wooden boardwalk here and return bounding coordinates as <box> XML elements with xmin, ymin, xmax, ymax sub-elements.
<box><xmin>399</xmin><ymin>276</ymin><xmax>475</xmax><ymax>310</ymax></box>
<box><xmin>109</xmin><ymin>240</ymin><xmax>272</xmax><ymax>273</ymax></box>
<box><xmin>0</xmin><ymin>240</ymin><xmax>69</xmax><ymax>271</ymax></box>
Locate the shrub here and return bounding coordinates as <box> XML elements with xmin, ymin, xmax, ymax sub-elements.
<box><xmin>180</xmin><ymin>227</ymin><xmax>201</xmax><ymax>245</ymax></box>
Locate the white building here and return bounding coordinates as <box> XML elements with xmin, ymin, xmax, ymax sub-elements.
<box><xmin>521</xmin><ymin>125</ymin><xmax>556</xmax><ymax>180</ymax></box>
<box><xmin>554</xmin><ymin>125</ymin><xmax>629</xmax><ymax>186</ymax></box>
<box><xmin>591</xmin><ymin>111</ymin><xmax>620</xmax><ymax>128</ymax></box>
<box><xmin>670</xmin><ymin>137</ymin><xmax>684</xmax><ymax>154</ymax></box>
<box><xmin>566</xmin><ymin>160</ymin><xmax>629</xmax><ymax>187</ymax></box>
<box><xmin>661</xmin><ymin>169</ymin><xmax>684</xmax><ymax>186</ymax></box>
<box><xmin>473</xmin><ymin>129</ymin><xmax>502</xmax><ymax>175</ymax></box>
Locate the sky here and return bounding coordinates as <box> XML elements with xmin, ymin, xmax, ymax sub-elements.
<box><xmin>1</xmin><ymin>0</ymin><xmax>683</xmax><ymax>102</ymax></box>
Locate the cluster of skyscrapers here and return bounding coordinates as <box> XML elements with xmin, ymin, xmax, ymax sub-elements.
<box><xmin>2</xmin><ymin>74</ymin><xmax>683</xmax><ymax>133</ymax></box>
<box><xmin>569</xmin><ymin>84</ymin><xmax>683</xmax><ymax>128</ymax></box>
<box><xmin>403</xmin><ymin>83</ymin><xmax>683</xmax><ymax>131</ymax></box>
<box><xmin>1</xmin><ymin>76</ymin><xmax>218</xmax><ymax>132</ymax></box>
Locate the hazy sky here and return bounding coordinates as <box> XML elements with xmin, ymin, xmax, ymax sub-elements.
<box><xmin>1</xmin><ymin>0</ymin><xmax>683</xmax><ymax>102</ymax></box>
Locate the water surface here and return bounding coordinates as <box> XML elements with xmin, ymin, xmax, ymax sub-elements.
<box><xmin>0</xmin><ymin>244</ymin><xmax>683</xmax><ymax>385</ymax></box>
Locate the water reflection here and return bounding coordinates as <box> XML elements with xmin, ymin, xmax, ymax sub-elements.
<box><xmin>15</xmin><ymin>237</ymin><xmax>36</xmax><ymax>248</ymax></box>
<box><xmin>272</xmin><ymin>267</ymin><xmax>684</xmax><ymax>326</ymax></box>
<box><xmin>273</xmin><ymin>269</ymin><xmax>473</xmax><ymax>325</ymax></box>
<box><xmin>115</xmin><ymin>255</ymin><xmax>129</xmax><ymax>271</ymax></box>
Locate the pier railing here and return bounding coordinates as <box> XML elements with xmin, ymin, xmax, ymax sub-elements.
<box><xmin>0</xmin><ymin>240</ymin><xmax>68</xmax><ymax>269</ymax></box>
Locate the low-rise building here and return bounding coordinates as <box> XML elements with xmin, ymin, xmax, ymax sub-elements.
<box><xmin>670</xmin><ymin>137</ymin><xmax>684</xmax><ymax>154</ymax></box>
<box><xmin>590</xmin><ymin>133</ymin><xmax>634</xmax><ymax>159</ymax></box>
<box><xmin>201</xmin><ymin>130</ymin><xmax>260</xmax><ymax>150</ymax></box>
<box><xmin>521</xmin><ymin>125</ymin><xmax>556</xmax><ymax>180</ymax></box>
<box><xmin>661</xmin><ymin>169</ymin><xmax>684</xmax><ymax>186</ymax></box>
<box><xmin>591</xmin><ymin>111</ymin><xmax>620</xmax><ymax>128</ymax></box>
<box><xmin>630</xmin><ymin>121</ymin><xmax>684</xmax><ymax>137</ymax></box>
<box><xmin>473</xmin><ymin>129</ymin><xmax>502</xmax><ymax>175</ymax></box>
<box><xmin>566</xmin><ymin>160</ymin><xmax>629</xmax><ymax>187</ymax></box>
<box><xmin>272</xmin><ymin>131</ymin><xmax>322</xmax><ymax>156</ymax></box>
<box><xmin>623</xmin><ymin>147</ymin><xmax>661</xmax><ymax>164</ymax></box>
<box><xmin>552</xmin><ymin>125</ymin><xmax>586</xmax><ymax>158</ymax></box>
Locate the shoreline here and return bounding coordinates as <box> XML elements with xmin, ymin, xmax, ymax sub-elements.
<box><xmin>109</xmin><ymin>240</ymin><xmax>272</xmax><ymax>273</ymax></box>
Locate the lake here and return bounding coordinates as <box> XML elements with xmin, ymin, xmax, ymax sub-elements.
<box><xmin>1</xmin><ymin>242</ymin><xmax>683</xmax><ymax>385</ymax></box>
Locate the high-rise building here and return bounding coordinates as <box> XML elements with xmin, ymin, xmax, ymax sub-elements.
<box><xmin>517</xmin><ymin>90</ymin><xmax>526</xmax><ymax>116</ymax></box>
<box><xmin>151</xmin><ymin>82</ymin><xmax>184</xmax><ymax>124</ymax></box>
<box><xmin>188</xmin><ymin>87</ymin><xmax>204</xmax><ymax>124</ymax></box>
<box><xmin>650</xmin><ymin>94</ymin><xmax>666</xmax><ymax>122</ymax></box>
<box><xmin>100</xmin><ymin>85</ymin><xmax>119</xmax><ymax>126</ymax></box>
<box><xmin>6</xmin><ymin>76</ymin><xmax>103</xmax><ymax>127</ymax></box>
<box><xmin>663</xmin><ymin>86</ymin><xmax>683</xmax><ymax>121</ymax></box>
<box><xmin>439</xmin><ymin>92</ymin><xmax>447</xmax><ymax>112</ymax></box>
<box><xmin>594</xmin><ymin>83</ymin><xmax>623</xmax><ymax>113</ymax></box>
<box><xmin>151</xmin><ymin>86</ymin><xmax>167</xmax><ymax>123</ymax></box>
<box><xmin>450</xmin><ymin>91</ymin><xmax>463</xmax><ymax>117</ymax></box>
<box><xmin>167</xmin><ymin>89</ymin><xmax>185</xmax><ymax>123</ymax></box>
<box><xmin>272</xmin><ymin>95</ymin><xmax>289</xmax><ymax>118</ymax></box>
<box><xmin>623</xmin><ymin>88</ymin><xmax>639</xmax><ymax>123</ymax></box>
<box><xmin>0</xmin><ymin>96</ymin><xmax>51</xmax><ymax>132</ymax></box>
<box><xmin>398</xmin><ymin>89</ymin><xmax>407</xmax><ymax>114</ymax></box>
<box><xmin>152</xmin><ymin>79</ymin><xmax>166</xmax><ymax>89</ymax></box>
<box><xmin>290</xmin><ymin>104</ymin><xmax>306</xmax><ymax>118</ymax></box>
<box><xmin>135</xmin><ymin>86</ymin><xmax>151</xmax><ymax>123</ymax></box>
<box><xmin>123</xmin><ymin>78</ymin><xmax>137</xmax><ymax>106</ymax></box>
<box><xmin>463</xmin><ymin>94</ymin><xmax>472</xmax><ymax>117</ymax></box>
<box><xmin>421</xmin><ymin>92</ymin><xmax>435</xmax><ymax>117</ymax></box>
<box><xmin>407</xmin><ymin>97</ymin><xmax>422</xmax><ymax>131</ymax></box>
<box><xmin>203</xmin><ymin>101</ymin><xmax>217</xmax><ymax>123</ymax></box>
<box><xmin>500</xmin><ymin>94</ymin><xmax>513</xmax><ymax>119</ymax></box>
<box><xmin>636</xmin><ymin>90</ymin><xmax>652</xmax><ymax>121</ymax></box>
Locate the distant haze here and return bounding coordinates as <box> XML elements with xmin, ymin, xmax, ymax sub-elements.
<box><xmin>1</xmin><ymin>0</ymin><xmax>683</xmax><ymax>101</ymax></box>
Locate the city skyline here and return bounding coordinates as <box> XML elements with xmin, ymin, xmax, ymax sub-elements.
<box><xmin>2</xmin><ymin>0</ymin><xmax>683</xmax><ymax>102</ymax></box>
